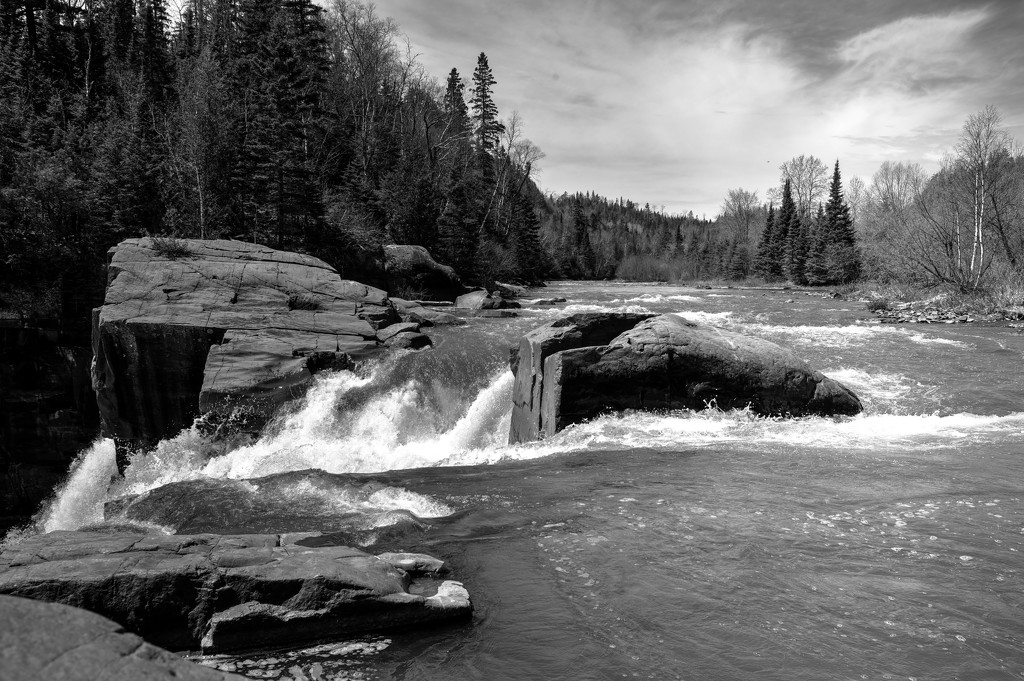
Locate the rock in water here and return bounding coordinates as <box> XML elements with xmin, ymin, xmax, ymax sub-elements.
<box><xmin>509</xmin><ymin>313</ymin><xmax>862</xmax><ymax>443</ymax></box>
<box><xmin>91</xmin><ymin>238</ymin><xmax>400</xmax><ymax>459</ymax></box>
<box><xmin>0</xmin><ymin>531</ymin><xmax>471</xmax><ymax>654</ymax></box>
<box><xmin>509</xmin><ymin>312</ymin><xmax>657</xmax><ymax>443</ymax></box>
<box><xmin>0</xmin><ymin>594</ymin><xmax>246</xmax><ymax>680</ymax></box>
<box><xmin>455</xmin><ymin>289</ymin><xmax>520</xmax><ymax>310</ymax></box>
<box><xmin>383</xmin><ymin>245</ymin><xmax>467</xmax><ymax>301</ymax></box>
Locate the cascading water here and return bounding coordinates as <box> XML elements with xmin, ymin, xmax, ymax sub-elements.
<box><xmin>12</xmin><ymin>281</ymin><xmax>1024</xmax><ymax>681</ymax></box>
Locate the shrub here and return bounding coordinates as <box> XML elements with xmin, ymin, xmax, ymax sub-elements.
<box><xmin>864</xmin><ymin>298</ymin><xmax>890</xmax><ymax>312</ymax></box>
<box><xmin>151</xmin><ymin>237</ymin><xmax>193</xmax><ymax>260</ymax></box>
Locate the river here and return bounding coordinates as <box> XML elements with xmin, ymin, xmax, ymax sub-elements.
<box><xmin>14</xmin><ymin>282</ymin><xmax>1024</xmax><ymax>680</ymax></box>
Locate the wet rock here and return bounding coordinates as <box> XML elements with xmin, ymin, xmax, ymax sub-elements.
<box><xmin>455</xmin><ymin>289</ymin><xmax>520</xmax><ymax>310</ymax></box>
<box><xmin>0</xmin><ymin>594</ymin><xmax>245</xmax><ymax>680</ymax></box>
<box><xmin>872</xmin><ymin>307</ymin><xmax>975</xmax><ymax>324</ymax></box>
<box><xmin>0</xmin><ymin>530</ymin><xmax>471</xmax><ymax>654</ymax></box>
<box><xmin>93</xmin><ymin>238</ymin><xmax>396</xmax><ymax>455</ymax></box>
<box><xmin>390</xmin><ymin>298</ymin><xmax>466</xmax><ymax>327</ymax></box>
<box><xmin>521</xmin><ymin>297</ymin><xmax>567</xmax><ymax>306</ymax></box>
<box><xmin>383</xmin><ymin>245</ymin><xmax>467</xmax><ymax>302</ymax></box>
<box><xmin>383</xmin><ymin>331</ymin><xmax>432</xmax><ymax>350</ymax></box>
<box><xmin>509</xmin><ymin>312</ymin><xmax>657</xmax><ymax>444</ymax></box>
<box><xmin>376</xmin><ymin>321</ymin><xmax>421</xmax><ymax>343</ymax></box>
<box><xmin>493</xmin><ymin>281</ymin><xmax>526</xmax><ymax>298</ymax></box>
<box><xmin>510</xmin><ymin>313</ymin><xmax>861</xmax><ymax>444</ymax></box>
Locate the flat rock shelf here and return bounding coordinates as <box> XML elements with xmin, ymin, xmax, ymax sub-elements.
<box><xmin>0</xmin><ymin>530</ymin><xmax>471</xmax><ymax>654</ymax></box>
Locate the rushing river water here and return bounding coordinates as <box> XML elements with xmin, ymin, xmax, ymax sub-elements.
<box><xmin>14</xmin><ymin>282</ymin><xmax>1024</xmax><ymax>680</ymax></box>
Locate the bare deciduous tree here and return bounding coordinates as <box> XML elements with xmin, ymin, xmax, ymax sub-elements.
<box><xmin>719</xmin><ymin>188</ymin><xmax>761</xmax><ymax>262</ymax></box>
<box><xmin>779</xmin><ymin>155</ymin><xmax>828</xmax><ymax>217</ymax></box>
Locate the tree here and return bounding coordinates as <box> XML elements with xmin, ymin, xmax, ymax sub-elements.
<box><xmin>861</xmin><ymin>160</ymin><xmax>926</xmax><ymax>279</ymax></box>
<box><xmin>810</xmin><ymin>159</ymin><xmax>860</xmax><ymax>284</ymax></box>
<box><xmin>779</xmin><ymin>154</ymin><xmax>828</xmax><ymax>217</ymax></box>
<box><xmin>909</xmin><ymin>107</ymin><xmax>1018</xmax><ymax>291</ymax></box>
<box><xmin>469</xmin><ymin>52</ymin><xmax>504</xmax><ymax>164</ymax></box>
<box><xmin>720</xmin><ymin>187</ymin><xmax>760</xmax><ymax>268</ymax></box>
<box><xmin>753</xmin><ymin>203</ymin><xmax>778</xmax><ymax>279</ymax></box>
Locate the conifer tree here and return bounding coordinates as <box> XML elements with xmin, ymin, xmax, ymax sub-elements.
<box><xmin>805</xmin><ymin>203</ymin><xmax>829</xmax><ymax>285</ymax></box>
<box><xmin>779</xmin><ymin>179</ymin><xmax>808</xmax><ymax>283</ymax></box>
<box><xmin>754</xmin><ymin>203</ymin><xmax>777</xmax><ymax>279</ymax></box>
<box><xmin>822</xmin><ymin>159</ymin><xmax>861</xmax><ymax>283</ymax></box>
<box><xmin>469</xmin><ymin>52</ymin><xmax>504</xmax><ymax>162</ymax></box>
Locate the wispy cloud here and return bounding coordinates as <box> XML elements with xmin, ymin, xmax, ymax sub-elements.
<box><xmin>367</xmin><ymin>0</ymin><xmax>1024</xmax><ymax>217</ymax></box>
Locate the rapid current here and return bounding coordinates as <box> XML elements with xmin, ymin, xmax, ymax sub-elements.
<box><xmin>11</xmin><ymin>282</ymin><xmax>1024</xmax><ymax>680</ymax></box>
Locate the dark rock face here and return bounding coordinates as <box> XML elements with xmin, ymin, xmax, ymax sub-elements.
<box><xmin>0</xmin><ymin>530</ymin><xmax>471</xmax><ymax>654</ymax></box>
<box><xmin>0</xmin><ymin>325</ymin><xmax>98</xmax><ymax>522</ymax></box>
<box><xmin>383</xmin><ymin>245</ymin><xmax>466</xmax><ymax>302</ymax></box>
<box><xmin>510</xmin><ymin>313</ymin><xmax>862</xmax><ymax>444</ymax></box>
<box><xmin>92</xmin><ymin>238</ymin><xmax>398</xmax><ymax>454</ymax></box>
<box><xmin>0</xmin><ymin>594</ymin><xmax>246</xmax><ymax>680</ymax></box>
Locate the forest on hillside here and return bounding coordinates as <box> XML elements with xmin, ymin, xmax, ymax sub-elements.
<box><xmin>2</xmin><ymin>0</ymin><xmax>1024</xmax><ymax>332</ymax></box>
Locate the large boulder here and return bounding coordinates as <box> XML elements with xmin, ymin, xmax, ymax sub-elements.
<box><xmin>509</xmin><ymin>313</ymin><xmax>656</xmax><ymax>443</ymax></box>
<box><xmin>0</xmin><ymin>530</ymin><xmax>471</xmax><ymax>654</ymax></box>
<box><xmin>510</xmin><ymin>313</ymin><xmax>862</xmax><ymax>443</ymax></box>
<box><xmin>383</xmin><ymin>245</ymin><xmax>467</xmax><ymax>302</ymax></box>
<box><xmin>92</xmin><ymin>238</ymin><xmax>400</xmax><ymax>458</ymax></box>
<box><xmin>0</xmin><ymin>594</ymin><xmax>246</xmax><ymax>680</ymax></box>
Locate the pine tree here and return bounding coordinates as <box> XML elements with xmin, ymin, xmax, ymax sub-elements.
<box><xmin>822</xmin><ymin>159</ymin><xmax>861</xmax><ymax>283</ymax></box>
<box><xmin>805</xmin><ymin>203</ymin><xmax>829</xmax><ymax>285</ymax></box>
<box><xmin>469</xmin><ymin>52</ymin><xmax>504</xmax><ymax>163</ymax></box>
<box><xmin>511</xmin><ymin>188</ymin><xmax>544</xmax><ymax>282</ymax></box>
<box><xmin>444</xmin><ymin>68</ymin><xmax>468</xmax><ymax>123</ymax></box>
<box><xmin>778</xmin><ymin>179</ymin><xmax>807</xmax><ymax>283</ymax></box>
<box><xmin>753</xmin><ymin>203</ymin><xmax>776</xmax><ymax>279</ymax></box>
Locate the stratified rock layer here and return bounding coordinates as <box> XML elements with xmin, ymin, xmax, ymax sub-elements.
<box><xmin>92</xmin><ymin>238</ymin><xmax>402</xmax><ymax>449</ymax></box>
<box><xmin>0</xmin><ymin>594</ymin><xmax>246</xmax><ymax>680</ymax></box>
<box><xmin>510</xmin><ymin>313</ymin><xmax>862</xmax><ymax>443</ymax></box>
<box><xmin>0</xmin><ymin>530</ymin><xmax>471</xmax><ymax>654</ymax></box>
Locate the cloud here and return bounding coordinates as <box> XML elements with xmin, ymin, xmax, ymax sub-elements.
<box><xmin>835</xmin><ymin>8</ymin><xmax>990</xmax><ymax>95</ymax></box>
<box><xmin>355</xmin><ymin>0</ymin><xmax>1024</xmax><ymax>217</ymax></box>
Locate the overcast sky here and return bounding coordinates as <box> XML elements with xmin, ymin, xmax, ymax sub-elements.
<box><xmin>367</xmin><ymin>0</ymin><xmax>1024</xmax><ymax>218</ymax></box>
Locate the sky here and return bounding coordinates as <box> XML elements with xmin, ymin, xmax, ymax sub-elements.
<box><xmin>366</xmin><ymin>0</ymin><xmax>1024</xmax><ymax>218</ymax></box>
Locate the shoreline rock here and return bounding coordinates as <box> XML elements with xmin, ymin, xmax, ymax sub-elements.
<box><xmin>0</xmin><ymin>530</ymin><xmax>471</xmax><ymax>654</ymax></box>
<box><xmin>1</xmin><ymin>594</ymin><xmax>247</xmax><ymax>680</ymax></box>
<box><xmin>383</xmin><ymin>245</ymin><xmax>467</xmax><ymax>302</ymax></box>
<box><xmin>91</xmin><ymin>238</ymin><xmax>431</xmax><ymax>467</ymax></box>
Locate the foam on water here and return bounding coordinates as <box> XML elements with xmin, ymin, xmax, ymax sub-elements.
<box><xmin>823</xmin><ymin>367</ymin><xmax>939</xmax><ymax>413</ymax></box>
<box><xmin>551</xmin><ymin>303</ymin><xmax>654</xmax><ymax>316</ymax></box>
<box><xmin>196</xmin><ymin>367</ymin><xmax>515</xmax><ymax>480</ymax></box>
<box><xmin>616</xmin><ymin>293</ymin><xmax>701</xmax><ymax>304</ymax></box>
<box><xmin>737</xmin><ymin>322</ymin><xmax>973</xmax><ymax>349</ymax></box>
<box><xmin>543</xmin><ymin>409</ymin><xmax>1024</xmax><ymax>453</ymax></box>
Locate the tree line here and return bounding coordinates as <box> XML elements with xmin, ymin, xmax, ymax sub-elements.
<box><xmin>4</xmin><ymin>0</ymin><xmax>1019</xmax><ymax>332</ymax></box>
<box><xmin>0</xmin><ymin>0</ymin><xmax>556</xmax><ymax>324</ymax></box>
<box><xmin>718</xmin><ymin>107</ymin><xmax>1024</xmax><ymax>296</ymax></box>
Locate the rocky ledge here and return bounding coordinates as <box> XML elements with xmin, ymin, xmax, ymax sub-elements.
<box><xmin>92</xmin><ymin>238</ymin><xmax>436</xmax><ymax>465</ymax></box>
<box><xmin>1</xmin><ymin>594</ymin><xmax>247</xmax><ymax>680</ymax></box>
<box><xmin>510</xmin><ymin>312</ymin><xmax>862</xmax><ymax>443</ymax></box>
<box><xmin>0</xmin><ymin>530</ymin><xmax>471</xmax><ymax>654</ymax></box>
